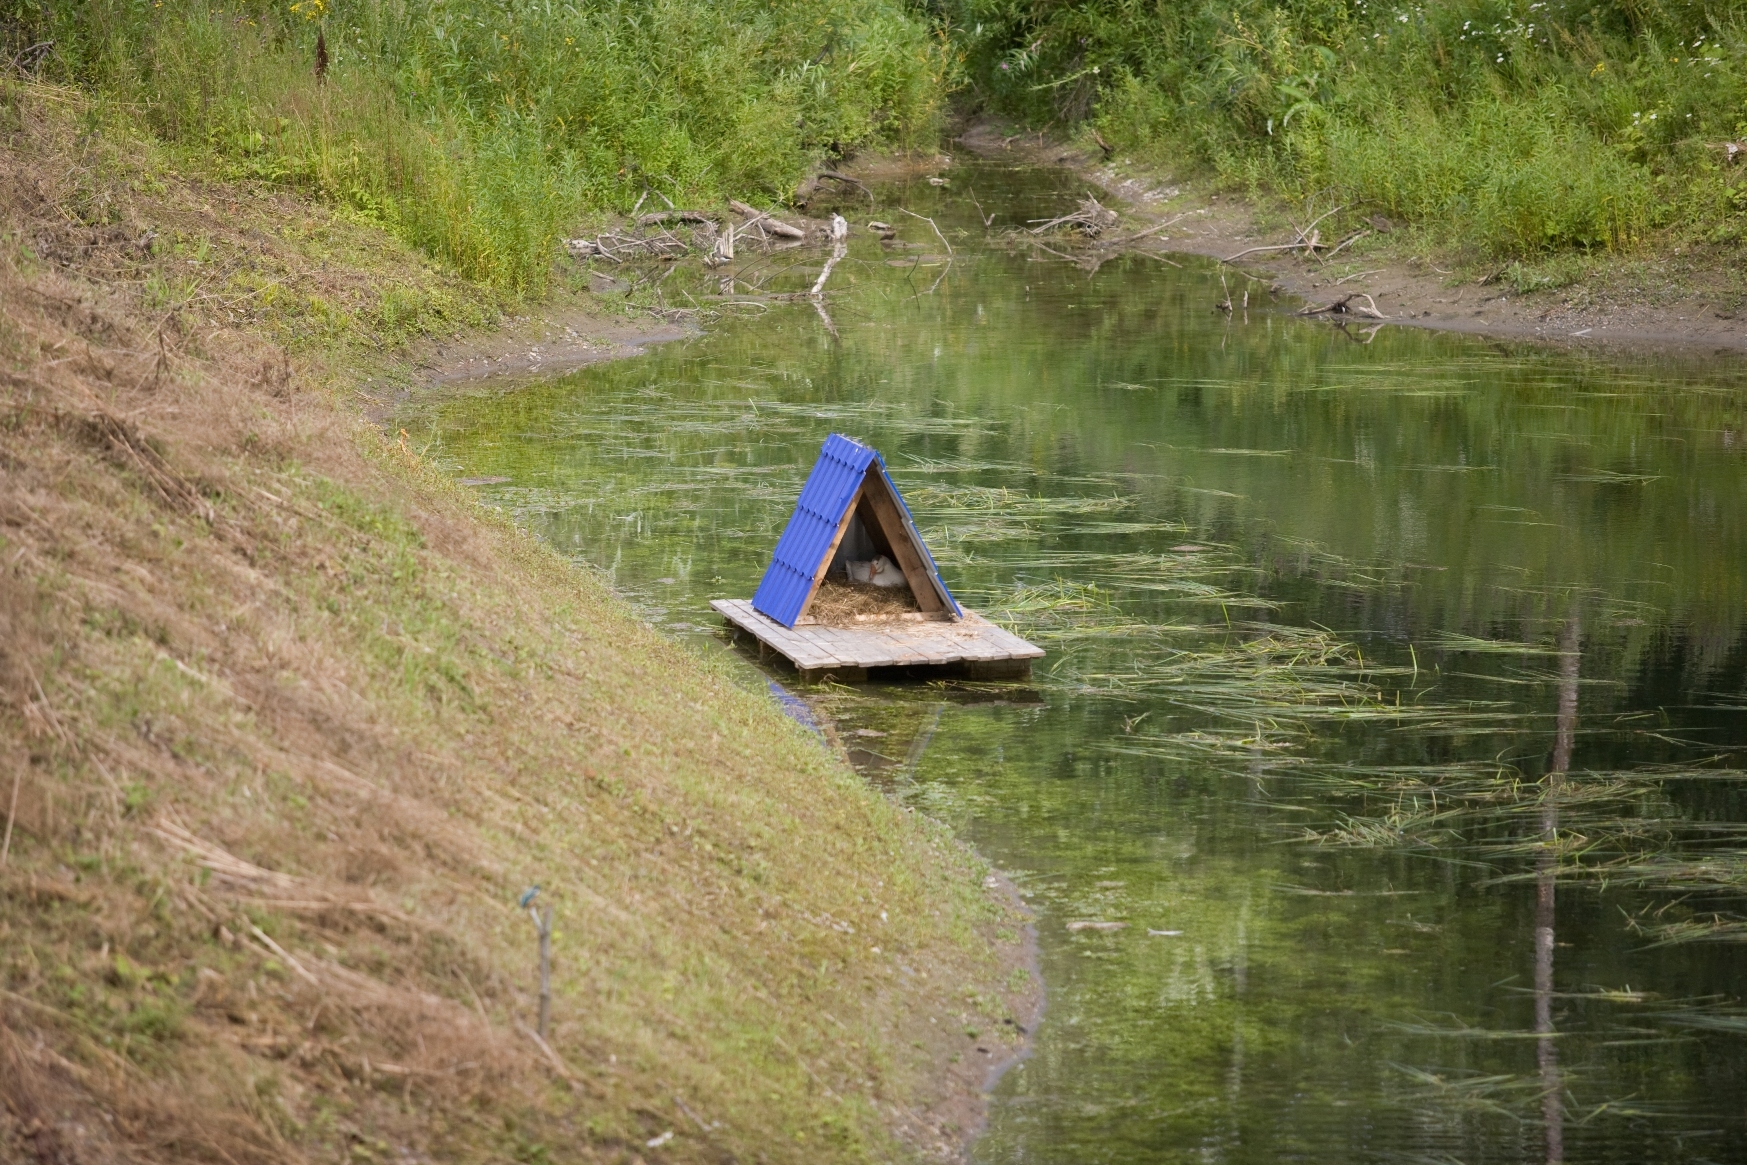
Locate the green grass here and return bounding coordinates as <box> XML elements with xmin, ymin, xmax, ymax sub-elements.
<box><xmin>0</xmin><ymin>75</ymin><xmax>1027</xmax><ymax>1163</ymax></box>
<box><xmin>10</xmin><ymin>0</ymin><xmax>952</xmax><ymax>295</ymax></box>
<box><xmin>946</xmin><ymin>0</ymin><xmax>1747</xmax><ymax>258</ymax></box>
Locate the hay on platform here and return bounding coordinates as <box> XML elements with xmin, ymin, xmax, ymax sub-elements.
<box><xmin>807</xmin><ymin>576</ymin><xmax>920</xmax><ymax>623</ymax></box>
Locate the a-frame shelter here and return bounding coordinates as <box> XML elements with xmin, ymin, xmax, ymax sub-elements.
<box><xmin>751</xmin><ymin>433</ymin><xmax>960</xmax><ymax>628</ymax></box>
<box><xmin>711</xmin><ymin>433</ymin><xmax>1042</xmax><ymax>682</ymax></box>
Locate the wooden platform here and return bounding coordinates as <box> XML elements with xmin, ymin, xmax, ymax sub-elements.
<box><xmin>711</xmin><ymin>599</ymin><xmax>1044</xmax><ymax>683</ymax></box>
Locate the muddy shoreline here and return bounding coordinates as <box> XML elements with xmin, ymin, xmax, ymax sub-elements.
<box><xmin>954</xmin><ymin>119</ymin><xmax>1747</xmax><ymax>356</ymax></box>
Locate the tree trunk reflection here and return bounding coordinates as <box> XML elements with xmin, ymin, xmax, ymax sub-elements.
<box><xmin>1537</xmin><ymin>616</ymin><xmax>1580</xmax><ymax>1163</ymax></box>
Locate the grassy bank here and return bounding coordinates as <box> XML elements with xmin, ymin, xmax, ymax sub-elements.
<box><xmin>6</xmin><ymin>0</ymin><xmax>951</xmax><ymax>295</ymax></box>
<box><xmin>948</xmin><ymin>0</ymin><xmax>1747</xmax><ymax>260</ymax></box>
<box><xmin>0</xmin><ymin>74</ymin><xmax>1030</xmax><ymax>1164</ymax></box>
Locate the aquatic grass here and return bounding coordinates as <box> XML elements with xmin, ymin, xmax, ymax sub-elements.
<box><xmin>1288</xmin><ymin>758</ymin><xmax>1747</xmax><ymax>943</ymax></box>
<box><xmin>906</xmin><ymin>483</ymin><xmax>1136</xmax><ymax>515</ymax></box>
<box><xmin>1420</xmin><ymin>631</ymin><xmax>1573</xmax><ymax>656</ymax></box>
<box><xmin>1388</xmin><ymin>1063</ymin><xmax>1556</xmax><ymax>1118</ymax></box>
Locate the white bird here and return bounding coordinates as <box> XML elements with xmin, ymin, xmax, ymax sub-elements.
<box><xmin>846</xmin><ymin>555</ymin><xmax>904</xmax><ymax>588</ymax></box>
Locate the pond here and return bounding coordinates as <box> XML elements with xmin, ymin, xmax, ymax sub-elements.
<box><xmin>404</xmin><ymin>161</ymin><xmax>1747</xmax><ymax>1164</ymax></box>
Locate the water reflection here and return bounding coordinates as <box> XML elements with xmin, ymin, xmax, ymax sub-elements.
<box><xmin>1537</xmin><ymin>616</ymin><xmax>1580</xmax><ymax>1164</ymax></box>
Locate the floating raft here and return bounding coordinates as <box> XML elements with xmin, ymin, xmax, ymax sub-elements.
<box><xmin>715</xmin><ymin>433</ymin><xmax>1043</xmax><ymax>683</ymax></box>
<box><xmin>712</xmin><ymin>599</ymin><xmax>1043</xmax><ymax>683</ymax></box>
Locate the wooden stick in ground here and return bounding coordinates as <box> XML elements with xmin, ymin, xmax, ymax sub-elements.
<box><xmin>896</xmin><ymin>208</ymin><xmax>952</xmax><ymax>256</ymax></box>
<box><xmin>534</xmin><ymin>904</ymin><xmax>553</xmax><ymax>1039</ymax></box>
<box><xmin>2</xmin><ymin>767</ymin><xmax>20</xmax><ymax>866</ymax></box>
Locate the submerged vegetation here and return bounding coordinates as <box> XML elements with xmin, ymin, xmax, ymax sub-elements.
<box><xmin>7</xmin><ymin>0</ymin><xmax>951</xmax><ymax>294</ymax></box>
<box><xmin>949</xmin><ymin>0</ymin><xmax>1747</xmax><ymax>257</ymax></box>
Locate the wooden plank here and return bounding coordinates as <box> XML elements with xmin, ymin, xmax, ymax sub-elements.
<box><xmin>717</xmin><ymin>602</ymin><xmax>840</xmax><ymax>669</ymax></box>
<box><xmin>713</xmin><ymin>598</ymin><xmax>1043</xmax><ymax>671</ymax></box>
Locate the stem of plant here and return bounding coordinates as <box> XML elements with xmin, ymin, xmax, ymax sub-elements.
<box><xmin>538</xmin><ymin>904</ymin><xmax>553</xmax><ymax>1039</ymax></box>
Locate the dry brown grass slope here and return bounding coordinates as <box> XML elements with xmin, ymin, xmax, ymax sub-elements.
<box><xmin>0</xmin><ymin>78</ymin><xmax>1031</xmax><ymax>1165</ymax></box>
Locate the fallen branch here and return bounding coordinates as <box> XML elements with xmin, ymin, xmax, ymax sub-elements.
<box><xmin>1298</xmin><ymin>292</ymin><xmax>1385</xmax><ymax>320</ymax></box>
<box><xmin>1105</xmin><ymin>213</ymin><xmax>1188</xmax><ymax>246</ymax></box>
<box><xmin>1223</xmin><ymin>204</ymin><xmax>1350</xmax><ymax>263</ymax></box>
<box><xmin>729</xmin><ymin>200</ymin><xmax>805</xmax><ymax>239</ymax></box>
<box><xmin>810</xmin><ymin>218</ymin><xmax>850</xmax><ymax>298</ymax></box>
<box><xmin>815</xmin><ymin>171</ymin><xmax>874</xmax><ymax>201</ymax></box>
<box><xmin>1028</xmin><ymin>195</ymin><xmax>1118</xmax><ymax>238</ymax></box>
<box><xmin>518</xmin><ymin>1022</ymin><xmax>579</xmax><ymax>1087</ymax></box>
<box><xmin>1320</xmin><ymin>229</ymin><xmax>1370</xmax><ymax>263</ymax></box>
<box><xmin>1021</xmin><ymin>237</ymin><xmax>1079</xmax><ymax>263</ymax></box>
<box><xmin>247</xmin><ymin>922</ymin><xmax>318</xmax><ymax>985</ymax></box>
<box><xmin>1294</xmin><ymin>203</ymin><xmax>1346</xmax><ymax>245</ymax></box>
<box><xmin>897</xmin><ymin>208</ymin><xmax>953</xmax><ymax>257</ymax></box>
<box><xmin>1221</xmin><ymin>241</ymin><xmax>1316</xmax><ymax>263</ymax></box>
<box><xmin>635</xmin><ymin>210</ymin><xmax>716</xmax><ymax>227</ymax></box>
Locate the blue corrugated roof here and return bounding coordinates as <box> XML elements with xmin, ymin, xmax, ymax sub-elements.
<box><xmin>752</xmin><ymin>434</ymin><xmax>960</xmax><ymax>627</ymax></box>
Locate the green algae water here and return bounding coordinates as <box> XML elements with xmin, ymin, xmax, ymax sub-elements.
<box><xmin>406</xmin><ymin>163</ymin><xmax>1747</xmax><ymax>1163</ymax></box>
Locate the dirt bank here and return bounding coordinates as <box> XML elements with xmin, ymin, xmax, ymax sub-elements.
<box><xmin>1</xmin><ymin>76</ymin><xmax>1031</xmax><ymax>1165</ymax></box>
<box><xmin>957</xmin><ymin>118</ymin><xmax>1747</xmax><ymax>356</ymax></box>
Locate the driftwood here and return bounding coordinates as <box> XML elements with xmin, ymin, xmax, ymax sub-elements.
<box><xmin>729</xmin><ymin>200</ymin><xmax>805</xmax><ymax>239</ymax></box>
<box><xmin>810</xmin><ymin>216</ymin><xmax>850</xmax><ymax>298</ymax></box>
<box><xmin>1319</xmin><ymin>229</ymin><xmax>1370</xmax><ymax>262</ymax></box>
<box><xmin>566</xmin><ymin>230</ymin><xmax>690</xmax><ymax>261</ymax></box>
<box><xmin>897</xmin><ymin>208</ymin><xmax>952</xmax><ymax>256</ymax></box>
<box><xmin>1298</xmin><ymin>292</ymin><xmax>1385</xmax><ymax>320</ymax></box>
<box><xmin>1105</xmin><ymin>213</ymin><xmax>1188</xmax><ymax>247</ymax></box>
<box><xmin>1222</xmin><ymin>204</ymin><xmax>1352</xmax><ymax>263</ymax></box>
<box><xmin>1029</xmin><ymin>195</ymin><xmax>1119</xmax><ymax>238</ymax></box>
<box><xmin>563</xmin><ymin>194</ymin><xmax>846</xmax><ymax>285</ymax></box>
<box><xmin>635</xmin><ymin>210</ymin><xmax>717</xmax><ymax>227</ymax></box>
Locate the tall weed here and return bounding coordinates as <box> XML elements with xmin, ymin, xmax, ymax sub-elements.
<box><xmin>948</xmin><ymin>0</ymin><xmax>1747</xmax><ymax>256</ymax></box>
<box><xmin>10</xmin><ymin>0</ymin><xmax>952</xmax><ymax>293</ymax></box>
